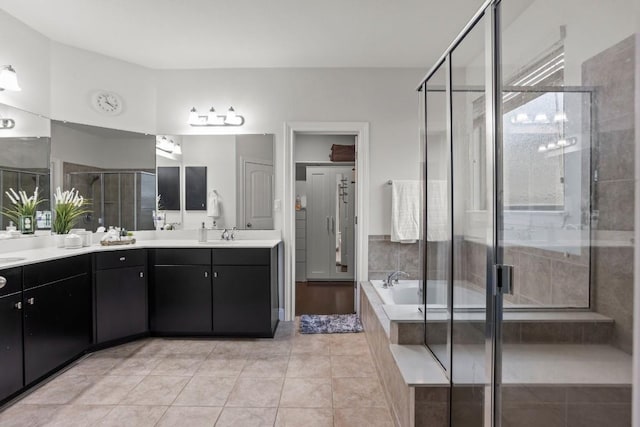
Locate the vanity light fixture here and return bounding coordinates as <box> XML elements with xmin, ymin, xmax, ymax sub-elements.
<box><xmin>188</xmin><ymin>106</ymin><xmax>245</xmax><ymax>126</ymax></box>
<box><xmin>538</xmin><ymin>137</ymin><xmax>577</xmax><ymax>153</ymax></box>
<box><xmin>156</xmin><ymin>135</ymin><xmax>182</xmax><ymax>156</ymax></box>
<box><xmin>0</xmin><ymin>65</ymin><xmax>21</xmax><ymax>91</ymax></box>
<box><xmin>534</xmin><ymin>113</ymin><xmax>549</xmax><ymax>123</ymax></box>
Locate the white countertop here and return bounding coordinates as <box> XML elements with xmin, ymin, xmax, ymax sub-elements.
<box><xmin>0</xmin><ymin>238</ymin><xmax>282</xmax><ymax>269</ymax></box>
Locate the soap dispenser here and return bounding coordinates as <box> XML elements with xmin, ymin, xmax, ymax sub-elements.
<box><xmin>198</xmin><ymin>222</ymin><xmax>207</xmax><ymax>243</ymax></box>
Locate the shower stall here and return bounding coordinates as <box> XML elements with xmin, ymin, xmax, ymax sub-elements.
<box><xmin>419</xmin><ymin>0</ymin><xmax>635</xmax><ymax>426</ymax></box>
<box><xmin>65</xmin><ymin>171</ymin><xmax>156</xmax><ymax>231</ymax></box>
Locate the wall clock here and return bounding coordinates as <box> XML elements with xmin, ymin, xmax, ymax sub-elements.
<box><xmin>91</xmin><ymin>91</ymin><xmax>124</xmax><ymax>115</ymax></box>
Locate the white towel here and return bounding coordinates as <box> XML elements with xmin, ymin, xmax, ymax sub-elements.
<box><xmin>207</xmin><ymin>190</ymin><xmax>220</xmax><ymax>217</ymax></box>
<box><xmin>427</xmin><ymin>180</ymin><xmax>448</xmax><ymax>242</ymax></box>
<box><xmin>390</xmin><ymin>180</ymin><xmax>421</xmax><ymax>243</ymax></box>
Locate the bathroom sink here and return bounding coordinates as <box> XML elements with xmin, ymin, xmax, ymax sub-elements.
<box><xmin>0</xmin><ymin>257</ymin><xmax>26</xmax><ymax>264</ymax></box>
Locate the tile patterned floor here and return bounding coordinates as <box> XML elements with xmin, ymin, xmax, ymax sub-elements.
<box><xmin>0</xmin><ymin>321</ymin><xmax>394</xmax><ymax>427</ymax></box>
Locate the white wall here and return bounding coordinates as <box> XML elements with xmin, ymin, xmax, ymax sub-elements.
<box><xmin>2</xmin><ymin>11</ymin><xmax>425</xmax><ymax>236</ymax></box>
<box><xmin>155</xmin><ymin>68</ymin><xmax>424</xmax><ymax>235</ymax></box>
<box><xmin>0</xmin><ymin>10</ymin><xmax>50</xmax><ymax>116</ymax></box>
<box><xmin>50</xmin><ymin>42</ymin><xmax>157</xmax><ymax>134</ymax></box>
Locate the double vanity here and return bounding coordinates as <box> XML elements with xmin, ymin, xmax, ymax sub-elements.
<box><xmin>0</xmin><ymin>237</ymin><xmax>282</xmax><ymax>406</ymax></box>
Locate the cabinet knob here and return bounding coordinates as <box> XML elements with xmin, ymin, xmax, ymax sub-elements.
<box><xmin>14</xmin><ymin>301</ymin><xmax>22</xmax><ymax>310</ymax></box>
<box><xmin>27</xmin><ymin>297</ymin><xmax>35</xmax><ymax>305</ymax></box>
<box><xmin>0</xmin><ymin>276</ymin><xmax>6</xmax><ymax>289</ymax></box>
<box><xmin>119</xmin><ymin>257</ymin><xmax>126</xmax><ymax>261</ymax></box>
<box><xmin>139</xmin><ymin>272</ymin><xmax>144</xmax><ymax>278</ymax></box>
<box><xmin>213</xmin><ymin>272</ymin><xmax>218</xmax><ymax>278</ymax></box>
<box><xmin>204</xmin><ymin>272</ymin><xmax>209</xmax><ymax>278</ymax></box>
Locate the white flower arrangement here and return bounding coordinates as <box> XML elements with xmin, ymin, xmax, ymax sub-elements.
<box><xmin>2</xmin><ymin>187</ymin><xmax>45</xmax><ymax>226</ymax></box>
<box><xmin>52</xmin><ymin>187</ymin><xmax>91</xmax><ymax>234</ymax></box>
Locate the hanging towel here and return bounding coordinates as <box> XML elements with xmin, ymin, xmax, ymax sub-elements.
<box><xmin>391</xmin><ymin>180</ymin><xmax>421</xmax><ymax>243</ymax></box>
<box><xmin>427</xmin><ymin>180</ymin><xmax>448</xmax><ymax>242</ymax></box>
<box><xmin>207</xmin><ymin>190</ymin><xmax>220</xmax><ymax>217</ymax></box>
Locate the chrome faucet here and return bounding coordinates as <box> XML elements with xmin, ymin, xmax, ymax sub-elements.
<box><xmin>383</xmin><ymin>270</ymin><xmax>410</xmax><ymax>288</ymax></box>
<box><xmin>221</xmin><ymin>227</ymin><xmax>237</xmax><ymax>241</ymax></box>
<box><xmin>221</xmin><ymin>228</ymin><xmax>230</xmax><ymax>240</ymax></box>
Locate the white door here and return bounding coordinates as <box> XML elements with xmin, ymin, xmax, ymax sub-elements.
<box><xmin>306</xmin><ymin>166</ymin><xmax>354</xmax><ymax>281</ymax></box>
<box><xmin>243</xmin><ymin>161</ymin><xmax>274</xmax><ymax>229</ymax></box>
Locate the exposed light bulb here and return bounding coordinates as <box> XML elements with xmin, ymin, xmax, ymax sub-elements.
<box><xmin>547</xmin><ymin>142</ymin><xmax>557</xmax><ymax>150</ymax></box>
<box><xmin>557</xmin><ymin>139</ymin><xmax>568</xmax><ymax>147</ymax></box>
<box><xmin>207</xmin><ymin>107</ymin><xmax>217</xmax><ymax>123</ymax></box>
<box><xmin>538</xmin><ymin>145</ymin><xmax>548</xmax><ymax>153</ymax></box>
<box><xmin>516</xmin><ymin>113</ymin><xmax>530</xmax><ymax>123</ymax></box>
<box><xmin>224</xmin><ymin>106</ymin><xmax>237</xmax><ymax>124</ymax></box>
<box><xmin>173</xmin><ymin>143</ymin><xmax>182</xmax><ymax>155</ymax></box>
<box><xmin>0</xmin><ymin>65</ymin><xmax>21</xmax><ymax>91</ymax></box>
<box><xmin>188</xmin><ymin>107</ymin><xmax>199</xmax><ymax>125</ymax></box>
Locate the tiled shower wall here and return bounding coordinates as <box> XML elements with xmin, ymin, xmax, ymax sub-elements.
<box><xmin>584</xmin><ymin>35</ymin><xmax>636</xmax><ymax>354</ymax></box>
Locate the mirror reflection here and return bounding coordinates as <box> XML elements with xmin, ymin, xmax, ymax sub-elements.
<box><xmin>0</xmin><ymin>103</ymin><xmax>51</xmax><ymax>232</ymax></box>
<box><xmin>156</xmin><ymin>134</ymin><xmax>275</xmax><ymax>230</ymax></box>
<box><xmin>51</xmin><ymin>121</ymin><xmax>156</xmax><ymax>231</ymax></box>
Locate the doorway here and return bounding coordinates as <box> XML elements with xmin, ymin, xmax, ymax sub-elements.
<box><xmin>284</xmin><ymin>122</ymin><xmax>370</xmax><ymax>321</ymax></box>
<box><xmin>294</xmin><ymin>135</ymin><xmax>356</xmax><ymax>315</ymax></box>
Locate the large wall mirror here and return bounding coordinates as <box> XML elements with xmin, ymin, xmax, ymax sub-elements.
<box><xmin>156</xmin><ymin>134</ymin><xmax>275</xmax><ymax>230</ymax></box>
<box><xmin>51</xmin><ymin>121</ymin><xmax>156</xmax><ymax>231</ymax></box>
<box><xmin>0</xmin><ymin>103</ymin><xmax>51</xmax><ymax>232</ymax></box>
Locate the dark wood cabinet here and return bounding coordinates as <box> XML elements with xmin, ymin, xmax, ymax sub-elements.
<box><xmin>212</xmin><ymin>247</ymin><xmax>279</xmax><ymax>337</ymax></box>
<box><xmin>0</xmin><ymin>267</ymin><xmax>24</xmax><ymax>402</ymax></box>
<box><xmin>150</xmin><ymin>249</ymin><xmax>212</xmax><ymax>334</ymax></box>
<box><xmin>95</xmin><ymin>249</ymin><xmax>147</xmax><ymax>344</ymax></box>
<box><xmin>23</xmin><ymin>256</ymin><xmax>92</xmax><ymax>385</ymax></box>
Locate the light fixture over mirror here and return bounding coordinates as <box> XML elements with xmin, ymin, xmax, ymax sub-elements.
<box><xmin>156</xmin><ymin>135</ymin><xmax>182</xmax><ymax>158</ymax></box>
<box><xmin>0</xmin><ymin>65</ymin><xmax>21</xmax><ymax>91</ymax></box>
<box><xmin>188</xmin><ymin>106</ymin><xmax>245</xmax><ymax>126</ymax></box>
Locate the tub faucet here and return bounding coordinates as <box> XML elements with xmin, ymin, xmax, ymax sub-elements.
<box><xmin>383</xmin><ymin>271</ymin><xmax>410</xmax><ymax>288</ymax></box>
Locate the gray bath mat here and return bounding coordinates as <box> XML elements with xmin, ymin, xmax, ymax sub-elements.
<box><xmin>299</xmin><ymin>314</ymin><xmax>364</xmax><ymax>334</ymax></box>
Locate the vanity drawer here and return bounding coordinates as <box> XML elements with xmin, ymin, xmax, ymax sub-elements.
<box><xmin>213</xmin><ymin>248</ymin><xmax>271</xmax><ymax>266</ymax></box>
<box><xmin>96</xmin><ymin>249</ymin><xmax>146</xmax><ymax>270</ymax></box>
<box><xmin>0</xmin><ymin>267</ymin><xmax>22</xmax><ymax>297</ymax></box>
<box><xmin>153</xmin><ymin>248</ymin><xmax>211</xmax><ymax>266</ymax></box>
<box><xmin>24</xmin><ymin>255</ymin><xmax>90</xmax><ymax>290</ymax></box>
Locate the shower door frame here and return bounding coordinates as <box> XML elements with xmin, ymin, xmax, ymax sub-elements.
<box><xmin>419</xmin><ymin>1</ymin><xmax>500</xmax><ymax>424</ymax></box>
<box><xmin>419</xmin><ymin>0</ymin><xmax>597</xmax><ymax>425</ymax></box>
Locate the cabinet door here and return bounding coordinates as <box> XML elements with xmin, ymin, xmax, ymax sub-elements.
<box><xmin>24</xmin><ymin>274</ymin><xmax>92</xmax><ymax>384</ymax></box>
<box><xmin>151</xmin><ymin>266</ymin><xmax>211</xmax><ymax>333</ymax></box>
<box><xmin>0</xmin><ymin>293</ymin><xmax>23</xmax><ymax>401</ymax></box>
<box><xmin>96</xmin><ymin>267</ymin><xmax>147</xmax><ymax>344</ymax></box>
<box><xmin>212</xmin><ymin>265</ymin><xmax>270</xmax><ymax>336</ymax></box>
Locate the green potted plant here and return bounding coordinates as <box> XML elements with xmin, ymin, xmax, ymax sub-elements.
<box><xmin>2</xmin><ymin>187</ymin><xmax>45</xmax><ymax>234</ymax></box>
<box><xmin>52</xmin><ymin>187</ymin><xmax>91</xmax><ymax>244</ymax></box>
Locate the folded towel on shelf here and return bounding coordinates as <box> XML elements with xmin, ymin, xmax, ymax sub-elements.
<box><xmin>427</xmin><ymin>180</ymin><xmax>448</xmax><ymax>242</ymax></box>
<box><xmin>207</xmin><ymin>190</ymin><xmax>220</xmax><ymax>217</ymax></box>
<box><xmin>390</xmin><ymin>180</ymin><xmax>421</xmax><ymax>243</ymax></box>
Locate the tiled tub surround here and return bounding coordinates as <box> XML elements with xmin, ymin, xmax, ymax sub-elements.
<box><xmin>360</xmin><ymin>281</ymin><xmax>449</xmax><ymax>427</ymax></box>
<box><xmin>0</xmin><ymin>320</ymin><xmax>395</xmax><ymax>427</ymax></box>
<box><xmin>362</xmin><ymin>280</ymin><xmax>632</xmax><ymax>427</ymax></box>
<box><xmin>368</xmin><ymin>235</ymin><xmax>421</xmax><ymax>280</ymax></box>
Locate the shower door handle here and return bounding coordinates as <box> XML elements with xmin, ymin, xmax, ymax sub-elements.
<box><xmin>331</xmin><ymin>216</ymin><xmax>335</xmax><ymax>234</ymax></box>
<box><xmin>326</xmin><ymin>217</ymin><xmax>330</xmax><ymax>234</ymax></box>
<box><xmin>494</xmin><ymin>264</ymin><xmax>514</xmax><ymax>296</ymax></box>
